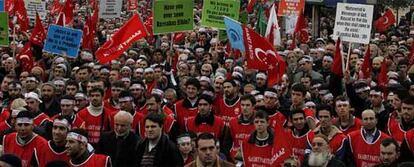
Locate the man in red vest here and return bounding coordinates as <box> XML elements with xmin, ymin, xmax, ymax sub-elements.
<box><xmin>32</xmin><ymin>116</ymin><xmax>70</xmax><ymax>167</ymax></box>
<box><xmin>174</xmin><ymin>78</ymin><xmax>200</xmax><ymax>132</ymax></box>
<box><xmin>333</xmin><ymin>96</ymin><xmax>362</xmax><ymax>135</ymax></box>
<box><xmin>347</xmin><ymin>109</ymin><xmax>390</xmax><ymax>167</ymax></box>
<box><xmin>2</xmin><ymin>111</ymin><xmax>47</xmax><ymax>167</ymax></box>
<box><xmin>289</xmin><ymin>109</ymin><xmax>314</xmax><ymax>162</ymax></box>
<box><xmin>215</xmin><ymin>79</ymin><xmax>241</xmax><ymax>123</ymax></box>
<box><xmin>65</xmin><ymin>128</ymin><xmax>111</xmax><ymax>167</ymax></box>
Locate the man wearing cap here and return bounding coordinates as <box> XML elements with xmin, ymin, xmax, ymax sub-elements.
<box><xmin>215</xmin><ymin>79</ymin><xmax>242</xmax><ymax>123</ymax></box>
<box><xmin>2</xmin><ymin>111</ymin><xmax>47</xmax><ymax>167</ymax></box>
<box><xmin>24</xmin><ymin>92</ymin><xmax>51</xmax><ymax>127</ymax></box>
<box><xmin>66</xmin><ymin>128</ymin><xmax>111</xmax><ymax>167</ymax></box>
<box><xmin>175</xmin><ymin>78</ymin><xmax>201</xmax><ymax>132</ymax></box>
<box><xmin>255</xmin><ymin>72</ymin><xmax>268</xmax><ymax>94</ymax></box>
<box><xmin>32</xmin><ymin>116</ymin><xmax>71</xmax><ymax>167</ymax></box>
<box><xmin>98</xmin><ymin>111</ymin><xmax>141</xmax><ymax>167</ymax></box>
<box><xmin>39</xmin><ymin>83</ymin><xmax>62</xmax><ymax>117</ymax></box>
<box><xmin>52</xmin><ymin>95</ymin><xmax>85</xmax><ymax>129</ymax></box>
<box><xmin>293</xmin><ymin>56</ymin><xmax>323</xmax><ymax>83</ymax></box>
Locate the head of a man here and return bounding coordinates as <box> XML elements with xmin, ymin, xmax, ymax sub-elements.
<box><xmin>335</xmin><ymin>96</ymin><xmax>350</xmax><ymax>119</ymax></box>
<box><xmin>88</xmin><ymin>88</ymin><xmax>104</xmax><ymax>107</ymax></box>
<box><xmin>144</xmin><ymin>113</ymin><xmax>164</xmax><ymax>141</ymax></box>
<box><xmin>291</xmin><ymin>83</ymin><xmax>306</xmax><ymax>106</ymax></box>
<box><xmin>380</xmin><ymin>138</ymin><xmax>400</xmax><ymax>166</ymax></box>
<box><xmin>196</xmin><ymin>133</ymin><xmax>218</xmax><ymax>166</ymax></box>
<box><xmin>65</xmin><ymin>129</ymin><xmax>89</xmax><ymax>158</ymax></box>
<box><xmin>223</xmin><ymin>80</ymin><xmax>238</xmax><ymax>99</ymax></box>
<box><xmin>401</xmin><ymin>96</ymin><xmax>414</xmax><ymax>123</ymax></box>
<box><xmin>317</xmin><ymin>105</ymin><xmax>333</xmax><ymax>128</ymax></box>
<box><xmin>185</xmin><ymin>78</ymin><xmax>200</xmax><ymax>100</ymax></box>
<box><xmin>240</xmin><ymin>94</ymin><xmax>256</xmax><ymax>119</ymax></box>
<box><xmin>15</xmin><ymin>111</ymin><xmax>34</xmax><ymax>139</ymax></box>
<box><xmin>114</xmin><ymin>111</ymin><xmax>133</xmax><ymax>137</ymax></box>
<box><xmin>361</xmin><ymin>109</ymin><xmax>377</xmax><ymax>131</ymax></box>
<box><xmin>308</xmin><ymin>134</ymin><xmax>331</xmax><ymax>167</ymax></box>
<box><xmin>146</xmin><ymin>94</ymin><xmax>162</xmax><ymax>114</ymax></box>
<box><xmin>197</xmin><ymin>95</ymin><xmax>213</xmax><ymax>116</ymax></box>
<box><xmin>52</xmin><ymin>116</ymin><xmax>70</xmax><ymax>146</ymax></box>
<box><xmin>290</xmin><ymin>109</ymin><xmax>306</xmax><ymax>131</ymax></box>
<box><xmin>253</xmin><ymin>110</ymin><xmax>269</xmax><ymax>134</ymax></box>
<box><xmin>177</xmin><ymin>133</ymin><xmax>193</xmax><ymax>156</ymax></box>
<box><xmin>60</xmin><ymin>95</ymin><xmax>76</xmax><ymax>116</ymax></box>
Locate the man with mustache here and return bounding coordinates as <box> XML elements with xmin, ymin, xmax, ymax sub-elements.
<box><xmin>303</xmin><ymin>134</ymin><xmax>345</xmax><ymax>167</ymax></box>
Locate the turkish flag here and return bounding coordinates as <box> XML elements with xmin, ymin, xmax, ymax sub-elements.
<box><xmin>95</xmin><ymin>14</ymin><xmax>147</xmax><ymax>64</ymax></box>
<box><xmin>247</xmin><ymin>0</ymin><xmax>257</xmax><ymax>13</ymax></box>
<box><xmin>29</xmin><ymin>13</ymin><xmax>46</xmax><ymax>46</ymax></box>
<box><xmin>331</xmin><ymin>38</ymin><xmax>343</xmax><ymax>77</ymax></box>
<box><xmin>144</xmin><ymin>14</ymin><xmax>155</xmax><ymax>44</ymax></box>
<box><xmin>50</xmin><ymin>0</ymin><xmax>63</xmax><ymax>15</ymax></box>
<box><xmin>374</xmin><ymin>9</ymin><xmax>396</xmax><ymax>33</ymax></box>
<box><xmin>128</xmin><ymin>0</ymin><xmax>138</xmax><ymax>10</ymax></box>
<box><xmin>56</xmin><ymin>0</ymin><xmax>74</xmax><ymax>26</ymax></box>
<box><xmin>378</xmin><ymin>60</ymin><xmax>388</xmax><ymax>88</ymax></box>
<box><xmin>82</xmin><ymin>10</ymin><xmax>99</xmax><ymax>50</ymax></box>
<box><xmin>14</xmin><ymin>0</ymin><xmax>29</xmax><ymax>32</ymax></box>
<box><xmin>5</xmin><ymin>0</ymin><xmax>14</xmax><ymax>13</ymax></box>
<box><xmin>294</xmin><ymin>10</ymin><xmax>309</xmax><ymax>43</ymax></box>
<box><xmin>360</xmin><ymin>45</ymin><xmax>372</xmax><ymax>79</ymax></box>
<box><xmin>243</xmin><ymin>26</ymin><xmax>286</xmax><ymax>85</ymax></box>
<box><xmin>17</xmin><ymin>42</ymin><xmax>34</xmax><ymax>72</ymax></box>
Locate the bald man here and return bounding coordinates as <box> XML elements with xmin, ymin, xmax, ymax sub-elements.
<box><xmin>347</xmin><ymin>110</ymin><xmax>390</xmax><ymax>167</ymax></box>
<box><xmin>97</xmin><ymin>111</ymin><xmax>141</xmax><ymax>167</ymax></box>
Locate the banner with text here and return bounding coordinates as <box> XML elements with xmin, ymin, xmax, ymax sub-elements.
<box><xmin>25</xmin><ymin>0</ymin><xmax>47</xmax><ymax>20</ymax></box>
<box><xmin>43</xmin><ymin>25</ymin><xmax>83</xmax><ymax>57</ymax></box>
<box><xmin>0</xmin><ymin>12</ymin><xmax>8</xmax><ymax>46</ymax></box>
<box><xmin>201</xmin><ymin>0</ymin><xmax>240</xmax><ymax>29</ymax></box>
<box><xmin>153</xmin><ymin>0</ymin><xmax>193</xmax><ymax>34</ymax></box>
<box><xmin>333</xmin><ymin>3</ymin><xmax>373</xmax><ymax>44</ymax></box>
<box><xmin>278</xmin><ymin>0</ymin><xmax>305</xmax><ymax>16</ymax></box>
<box><xmin>99</xmin><ymin>0</ymin><xmax>122</xmax><ymax>19</ymax></box>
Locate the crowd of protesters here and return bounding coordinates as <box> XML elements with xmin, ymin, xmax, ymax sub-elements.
<box><xmin>0</xmin><ymin>0</ymin><xmax>414</xmax><ymax>167</ymax></box>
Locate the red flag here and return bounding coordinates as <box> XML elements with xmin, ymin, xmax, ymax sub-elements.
<box><xmin>128</xmin><ymin>0</ymin><xmax>138</xmax><ymax>10</ymax></box>
<box><xmin>243</xmin><ymin>26</ymin><xmax>286</xmax><ymax>85</ymax></box>
<box><xmin>95</xmin><ymin>14</ymin><xmax>147</xmax><ymax>64</ymax></box>
<box><xmin>360</xmin><ymin>45</ymin><xmax>372</xmax><ymax>79</ymax></box>
<box><xmin>247</xmin><ymin>0</ymin><xmax>257</xmax><ymax>13</ymax></box>
<box><xmin>374</xmin><ymin>9</ymin><xmax>396</xmax><ymax>33</ymax></box>
<box><xmin>173</xmin><ymin>32</ymin><xmax>186</xmax><ymax>44</ymax></box>
<box><xmin>17</xmin><ymin>42</ymin><xmax>34</xmax><ymax>72</ymax></box>
<box><xmin>14</xmin><ymin>0</ymin><xmax>29</xmax><ymax>32</ymax></box>
<box><xmin>378</xmin><ymin>60</ymin><xmax>388</xmax><ymax>88</ymax></box>
<box><xmin>293</xmin><ymin>10</ymin><xmax>309</xmax><ymax>44</ymax></box>
<box><xmin>29</xmin><ymin>13</ymin><xmax>46</xmax><ymax>46</ymax></box>
<box><xmin>82</xmin><ymin>10</ymin><xmax>99</xmax><ymax>50</ymax></box>
<box><xmin>331</xmin><ymin>38</ymin><xmax>343</xmax><ymax>77</ymax></box>
<box><xmin>50</xmin><ymin>0</ymin><xmax>64</xmax><ymax>15</ymax></box>
<box><xmin>5</xmin><ymin>0</ymin><xmax>14</xmax><ymax>13</ymax></box>
<box><xmin>144</xmin><ymin>14</ymin><xmax>155</xmax><ymax>44</ymax></box>
<box><xmin>57</xmin><ymin>0</ymin><xmax>74</xmax><ymax>26</ymax></box>
<box><xmin>409</xmin><ymin>38</ymin><xmax>414</xmax><ymax>65</ymax></box>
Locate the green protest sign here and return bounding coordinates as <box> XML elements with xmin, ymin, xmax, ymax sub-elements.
<box><xmin>0</xmin><ymin>12</ymin><xmax>8</xmax><ymax>46</ymax></box>
<box><xmin>153</xmin><ymin>0</ymin><xmax>194</xmax><ymax>34</ymax></box>
<box><xmin>201</xmin><ymin>0</ymin><xmax>240</xmax><ymax>29</ymax></box>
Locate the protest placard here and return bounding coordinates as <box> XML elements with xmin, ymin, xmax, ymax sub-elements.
<box><xmin>25</xmin><ymin>0</ymin><xmax>47</xmax><ymax>20</ymax></box>
<box><xmin>153</xmin><ymin>0</ymin><xmax>193</xmax><ymax>34</ymax></box>
<box><xmin>201</xmin><ymin>0</ymin><xmax>240</xmax><ymax>29</ymax></box>
<box><xmin>0</xmin><ymin>12</ymin><xmax>8</xmax><ymax>46</ymax></box>
<box><xmin>99</xmin><ymin>0</ymin><xmax>122</xmax><ymax>19</ymax></box>
<box><xmin>278</xmin><ymin>0</ymin><xmax>305</xmax><ymax>16</ymax></box>
<box><xmin>333</xmin><ymin>3</ymin><xmax>373</xmax><ymax>44</ymax></box>
<box><xmin>43</xmin><ymin>25</ymin><xmax>83</xmax><ymax>57</ymax></box>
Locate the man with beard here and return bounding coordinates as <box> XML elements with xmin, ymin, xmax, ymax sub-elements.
<box><xmin>24</xmin><ymin>92</ymin><xmax>51</xmax><ymax>127</ymax></box>
<box><xmin>98</xmin><ymin>111</ymin><xmax>141</xmax><ymax>167</ymax></box>
<box><xmin>303</xmin><ymin>134</ymin><xmax>345</xmax><ymax>167</ymax></box>
<box><xmin>2</xmin><ymin>111</ymin><xmax>47</xmax><ymax>167</ymax></box>
<box><xmin>374</xmin><ymin>138</ymin><xmax>400</xmax><ymax>167</ymax></box>
<box><xmin>136</xmin><ymin>113</ymin><xmax>183</xmax><ymax>166</ymax></box>
<box><xmin>226</xmin><ymin>94</ymin><xmax>256</xmax><ymax>161</ymax></box>
<box><xmin>65</xmin><ymin>128</ymin><xmax>111</xmax><ymax>167</ymax></box>
<box><xmin>347</xmin><ymin>109</ymin><xmax>390</xmax><ymax>167</ymax></box>
<box><xmin>289</xmin><ymin>109</ymin><xmax>315</xmax><ymax>162</ymax></box>
<box><xmin>175</xmin><ymin>78</ymin><xmax>200</xmax><ymax>132</ymax></box>
<box><xmin>76</xmin><ymin>88</ymin><xmax>112</xmax><ymax>148</ymax></box>
<box><xmin>7</xmin><ymin>82</ymin><xmax>22</xmax><ymax>104</ymax></box>
<box><xmin>129</xmin><ymin>81</ymin><xmax>146</xmax><ymax>110</ymax></box>
<box><xmin>256</xmin><ymin>88</ymin><xmax>287</xmax><ymax>129</ymax></box>
<box><xmin>103</xmin><ymin>81</ymin><xmax>124</xmax><ymax>112</ymax></box>
<box><xmin>186</xmin><ymin>94</ymin><xmax>225</xmax><ymax>139</ymax></box>
<box><xmin>52</xmin><ymin>95</ymin><xmax>85</xmax><ymax>129</ymax></box>
<box><xmin>39</xmin><ymin>83</ymin><xmax>61</xmax><ymax>117</ymax></box>
<box><xmin>215</xmin><ymin>79</ymin><xmax>241</xmax><ymax>123</ymax></box>
<box><xmin>255</xmin><ymin>72</ymin><xmax>268</xmax><ymax>94</ymax></box>
<box><xmin>387</xmin><ymin>96</ymin><xmax>414</xmax><ymax>144</ymax></box>
<box><xmin>32</xmin><ymin>116</ymin><xmax>71</xmax><ymax>167</ymax></box>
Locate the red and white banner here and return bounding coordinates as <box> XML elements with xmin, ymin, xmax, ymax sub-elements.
<box><xmin>95</xmin><ymin>14</ymin><xmax>147</xmax><ymax>64</ymax></box>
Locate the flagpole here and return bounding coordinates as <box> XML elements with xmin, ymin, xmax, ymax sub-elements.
<box><xmin>345</xmin><ymin>42</ymin><xmax>352</xmax><ymax>72</ymax></box>
<box><xmin>170</xmin><ymin>33</ymin><xmax>174</xmax><ymax>52</ymax></box>
<box><xmin>12</xmin><ymin>26</ymin><xmax>16</xmax><ymax>60</ymax></box>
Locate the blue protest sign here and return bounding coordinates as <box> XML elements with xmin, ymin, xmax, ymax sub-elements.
<box><xmin>0</xmin><ymin>0</ymin><xmax>4</xmax><ymax>11</ymax></box>
<box><xmin>43</xmin><ymin>25</ymin><xmax>83</xmax><ymax>57</ymax></box>
<box><xmin>224</xmin><ymin>16</ymin><xmax>245</xmax><ymax>52</ymax></box>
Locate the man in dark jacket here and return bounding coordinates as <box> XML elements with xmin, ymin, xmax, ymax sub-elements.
<box><xmin>97</xmin><ymin>111</ymin><xmax>141</xmax><ymax>167</ymax></box>
<box><xmin>303</xmin><ymin>134</ymin><xmax>346</xmax><ymax>167</ymax></box>
<box><xmin>136</xmin><ymin>112</ymin><xmax>184</xmax><ymax>166</ymax></box>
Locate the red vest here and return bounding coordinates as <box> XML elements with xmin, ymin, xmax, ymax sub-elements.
<box><xmin>76</xmin><ymin>107</ymin><xmax>112</xmax><ymax>144</ymax></box>
<box><xmin>348</xmin><ymin>129</ymin><xmax>390</xmax><ymax>167</ymax></box>
<box><xmin>334</xmin><ymin>117</ymin><xmax>363</xmax><ymax>135</ymax></box>
<box><xmin>33</xmin><ymin>113</ymin><xmax>51</xmax><ymax>126</ymax></box>
<box><xmin>174</xmin><ymin>99</ymin><xmax>198</xmax><ymax>131</ymax></box>
<box><xmin>228</xmin><ymin>117</ymin><xmax>255</xmax><ymax>159</ymax></box>
<box><xmin>139</xmin><ymin>114</ymin><xmax>175</xmax><ymax>137</ymax></box>
<box><xmin>387</xmin><ymin>116</ymin><xmax>406</xmax><ymax>144</ymax></box>
<box><xmin>268</xmin><ymin>112</ymin><xmax>287</xmax><ymax>129</ymax></box>
<box><xmin>0</xmin><ymin>108</ymin><xmax>10</xmax><ymax>123</ymax></box>
<box><xmin>214</xmin><ymin>96</ymin><xmax>241</xmax><ymax>122</ymax></box>
<box><xmin>186</xmin><ymin>115</ymin><xmax>225</xmax><ymax>139</ymax></box>
<box><xmin>69</xmin><ymin>153</ymin><xmax>110</xmax><ymax>167</ymax></box>
<box><xmin>404</xmin><ymin>129</ymin><xmax>414</xmax><ymax>156</ymax></box>
<box><xmin>329</xmin><ymin>132</ymin><xmax>347</xmax><ymax>154</ymax></box>
<box><xmin>103</xmin><ymin>99</ymin><xmax>120</xmax><ymax>113</ymax></box>
<box><xmin>34</xmin><ymin>141</ymin><xmax>70</xmax><ymax>167</ymax></box>
<box><xmin>290</xmin><ymin>130</ymin><xmax>315</xmax><ymax>162</ymax></box>
<box><xmin>3</xmin><ymin>133</ymin><xmax>47</xmax><ymax>167</ymax></box>
<box><xmin>132</xmin><ymin>112</ymin><xmax>145</xmax><ymax>135</ymax></box>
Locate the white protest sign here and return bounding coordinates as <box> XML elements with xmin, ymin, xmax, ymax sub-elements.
<box><xmin>333</xmin><ymin>3</ymin><xmax>373</xmax><ymax>44</ymax></box>
<box><xmin>285</xmin><ymin>15</ymin><xmax>297</xmax><ymax>34</ymax></box>
<box><xmin>25</xmin><ymin>0</ymin><xmax>47</xmax><ymax>20</ymax></box>
<box><xmin>99</xmin><ymin>0</ymin><xmax>123</xmax><ymax>19</ymax></box>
